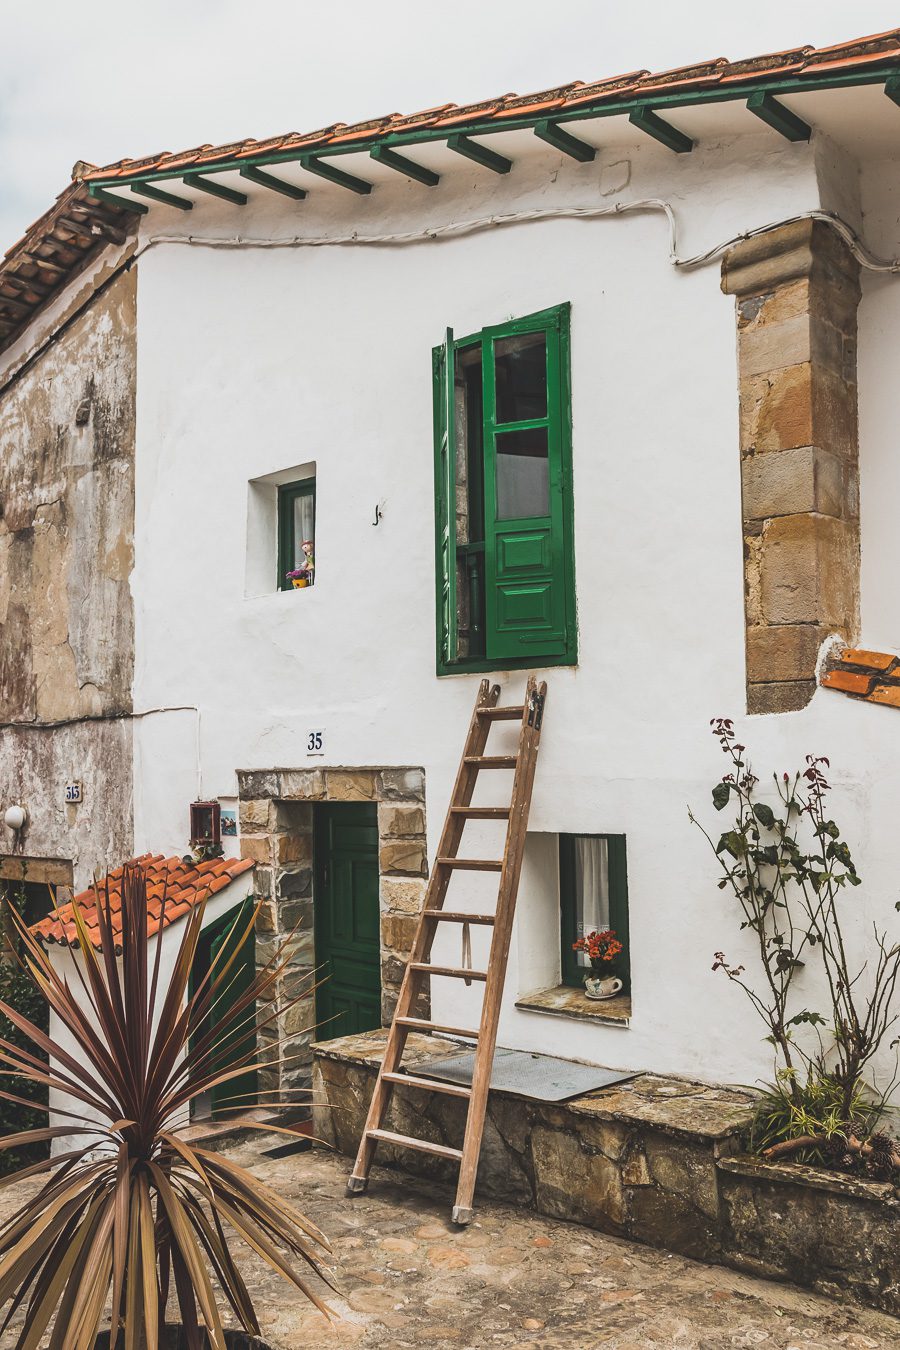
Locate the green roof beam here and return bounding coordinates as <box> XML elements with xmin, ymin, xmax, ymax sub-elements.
<box><xmin>447</xmin><ymin>133</ymin><xmax>512</xmax><ymax>174</ymax></box>
<box><xmin>884</xmin><ymin>75</ymin><xmax>900</xmax><ymax>107</ymax></box>
<box><xmin>87</xmin><ymin>185</ymin><xmax>149</xmax><ymax>215</ymax></box>
<box><xmin>130</xmin><ymin>183</ymin><xmax>193</xmax><ymax>211</ymax></box>
<box><xmin>183</xmin><ymin>173</ymin><xmax>248</xmax><ymax>205</ymax></box>
<box><xmin>534</xmin><ymin>119</ymin><xmax>596</xmax><ymax>162</ymax></box>
<box><xmin>238</xmin><ymin>166</ymin><xmax>307</xmax><ymax>199</ymax></box>
<box><xmin>746</xmin><ymin>90</ymin><xmax>811</xmax><ymax>142</ymax></box>
<box><xmin>628</xmin><ymin>105</ymin><xmax>693</xmax><ymax>153</ymax></box>
<box><xmin>370</xmin><ymin>144</ymin><xmax>439</xmax><ymax>186</ymax></box>
<box><xmin>300</xmin><ymin>156</ymin><xmax>372</xmax><ymax>194</ymax></box>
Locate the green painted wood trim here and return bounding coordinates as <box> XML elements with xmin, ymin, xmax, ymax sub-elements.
<box><xmin>628</xmin><ymin>104</ymin><xmax>694</xmax><ymax>153</ymax></box>
<box><xmin>446</xmin><ymin>133</ymin><xmax>512</xmax><ymax>174</ymax></box>
<box><xmin>433</xmin><ymin>301</ymin><xmax>576</xmax><ymax>677</ymax></box>
<box><xmin>301</xmin><ymin>156</ymin><xmax>372</xmax><ymax>194</ymax></box>
<box><xmin>746</xmin><ymin>90</ymin><xmax>811</xmax><ymax>142</ymax></box>
<box><xmin>87</xmin><ymin>185</ymin><xmax>148</xmax><ymax>214</ymax></box>
<box><xmin>85</xmin><ymin>66</ymin><xmax>900</xmax><ymax>190</ymax></box>
<box><xmin>130</xmin><ymin>183</ymin><xmax>193</xmax><ymax>211</ymax></box>
<box><xmin>183</xmin><ymin>173</ymin><xmax>248</xmax><ymax>205</ymax></box>
<box><xmin>370</xmin><ymin>144</ymin><xmax>439</xmax><ymax>186</ymax></box>
<box><xmin>884</xmin><ymin>75</ymin><xmax>900</xmax><ymax>106</ymax></box>
<box><xmin>278</xmin><ymin>478</ymin><xmax>316</xmax><ymax>591</ymax></box>
<box><xmin>534</xmin><ymin>119</ymin><xmax>596</xmax><ymax>162</ymax></box>
<box><xmin>239</xmin><ymin>165</ymin><xmax>308</xmax><ymax>199</ymax></box>
<box><xmin>560</xmin><ymin>834</ymin><xmax>630</xmax><ymax>993</ymax></box>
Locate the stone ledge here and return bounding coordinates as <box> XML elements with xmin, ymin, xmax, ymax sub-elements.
<box><xmin>515</xmin><ymin>983</ymin><xmax>631</xmax><ymax>1026</ymax></box>
<box><xmin>313</xmin><ymin>1030</ymin><xmax>900</xmax><ymax>1317</ymax></box>
<box><xmin>718</xmin><ymin>1152</ymin><xmax>897</xmax><ymax>1202</ymax></box>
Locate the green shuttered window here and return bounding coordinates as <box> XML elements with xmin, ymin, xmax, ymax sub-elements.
<box><xmin>433</xmin><ymin>304</ymin><xmax>576</xmax><ymax>674</ymax></box>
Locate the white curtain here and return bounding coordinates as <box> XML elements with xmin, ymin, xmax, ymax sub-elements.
<box><xmin>292</xmin><ymin>494</ymin><xmax>315</xmax><ymax>570</ymax></box>
<box><xmin>574</xmin><ymin>836</ymin><xmax>609</xmax><ymax>968</ymax></box>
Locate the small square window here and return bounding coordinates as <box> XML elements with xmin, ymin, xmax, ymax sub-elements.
<box><xmin>190</xmin><ymin>801</ymin><xmax>222</xmax><ymax>847</ymax></box>
<box><xmin>559</xmin><ymin>834</ymin><xmax>630</xmax><ymax>993</ymax></box>
<box><xmin>278</xmin><ymin>479</ymin><xmax>316</xmax><ymax>591</ymax></box>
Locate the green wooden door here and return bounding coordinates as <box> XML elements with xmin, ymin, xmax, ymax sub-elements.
<box><xmin>483</xmin><ymin>312</ymin><xmax>568</xmax><ymax>660</ymax></box>
<box><xmin>314</xmin><ymin>803</ymin><xmax>382</xmax><ymax>1039</ymax></box>
<box><xmin>208</xmin><ymin>898</ymin><xmax>258</xmax><ymax>1120</ymax></box>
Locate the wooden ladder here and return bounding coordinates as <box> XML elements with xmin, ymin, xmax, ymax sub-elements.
<box><xmin>347</xmin><ymin>674</ymin><xmax>547</xmax><ymax>1224</ymax></box>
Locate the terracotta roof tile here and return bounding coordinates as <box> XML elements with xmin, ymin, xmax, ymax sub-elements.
<box><xmin>5</xmin><ymin>29</ymin><xmax>900</xmax><ymax>356</ymax></box>
<box><xmin>820</xmin><ymin>646</ymin><xmax>900</xmax><ymax>708</ymax></box>
<box><xmin>821</xmin><ymin>668</ymin><xmax>875</xmax><ymax>696</ymax></box>
<box><xmin>869</xmin><ymin>684</ymin><xmax>900</xmax><ymax>708</ymax></box>
<box><xmin>31</xmin><ymin>854</ymin><xmax>254</xmax><ymax>953</ymax></box>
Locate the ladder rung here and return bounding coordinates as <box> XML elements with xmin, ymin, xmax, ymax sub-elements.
<box><xmin>436</xmin><ymin>857</ymin><xmax>503</xmax><ymax>872</ymax></box>
<box><xmin>422</xmin><ymin>911</ymin><xmax>495</xmax><ymax>925</ymax></box>
<box><xmin>410</xmin><ymin>963</ymin><xmax>488</xmax><ymax>981</ymax></box>
<box><xmin>397</xmin><ymin>1017</ymin><xmax>479</xmax><ymax>1038</ymax></box>
<box><xmin>477</xmin><ymin>705</ymin><xmax>524</xmax><ymax>721</ymax></box>
<box><xmin>367</xmin><ymin>1128</ymin><xmax>463</xmax><ymax>1161</ymax></box>
<box><xmin>464</xmin><ymin>755</ymin><xmax>518</xmax><ymax>769</ymax></box>
<box><xmin>450</xmin><ymin>806</ymin><xmax>511</xmax><ymax>819</ymax></box>
<box><xmin>383</xmin><ymin>1071</ymin><xmax>472</xmax><ymax>1099</ymax></box>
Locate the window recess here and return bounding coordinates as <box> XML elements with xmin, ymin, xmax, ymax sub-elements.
<box><xmin>433</xmin><ymin>303</ymin><xmax>576</xmax><ymax>674</ymax></box>
<box><xmin>559</xmin><ymin>834</ymin><xmax>630</xmax><ymax>993</ymax></box>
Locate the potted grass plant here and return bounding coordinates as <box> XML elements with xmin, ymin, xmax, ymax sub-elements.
<box><xmin>0</xmin><ymin>862</ymin><xmax>334</xmax><ymax>1350</ymax></box>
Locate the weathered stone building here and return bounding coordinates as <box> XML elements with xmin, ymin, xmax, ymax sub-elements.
<box><xmin>0</xmin><ymin>251</ymin><xmax>136</xmax><ymax>895</ymax></box>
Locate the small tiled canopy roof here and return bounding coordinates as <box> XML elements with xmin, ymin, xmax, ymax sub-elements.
<box><xmin>3</xmin><ymin>28</ymin><xmax>900</xmax><ymax>354</ymax></box>
<box><xmin>821</xmin><ymin>648</ymin><xmax>900</xmax><ymax>708</ymax></box>
<box><xmin>31</xmin><ymin>853</ymin><xmax>254</xmax><ymax>952</ymax></box>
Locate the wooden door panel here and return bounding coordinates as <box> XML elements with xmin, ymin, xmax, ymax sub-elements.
<box><xmin>315</xmin><ymin>803</ymin><xmax>382</xmax><ymax>1039</ymax></box>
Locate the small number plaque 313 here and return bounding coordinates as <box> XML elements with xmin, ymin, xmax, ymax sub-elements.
<box><xmin>65</xmin><ymin>781</ymin><xmax>83</xmax><ymax>804</ymax></box>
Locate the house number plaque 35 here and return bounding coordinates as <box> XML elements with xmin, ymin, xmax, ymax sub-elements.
<box><xmin>306</xmin><ymin>730</ymin><xmax>325</xmax><ymax>756</ymax></box>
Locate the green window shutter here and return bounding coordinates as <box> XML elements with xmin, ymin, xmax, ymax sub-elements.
<box><xmin>483</xmin><ymin>306</ymin><xmax>571</xmax><ymax>663</ymax></box>
<box><xmin>433</xmin><ymin>328</ymin><xmax>458</xmax><ymax>665</ymax></box>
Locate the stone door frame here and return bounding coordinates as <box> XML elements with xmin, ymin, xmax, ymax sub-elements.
<box><xmin>237</xmin><ymin>766</ymin><xmax>427</xmax><ymax>1107</ymax></box>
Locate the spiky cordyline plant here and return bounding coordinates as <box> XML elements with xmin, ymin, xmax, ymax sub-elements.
<box><xmin>0</xmin><ymin>862</ymin><xmax>334</xmax><ymax>1350</ymax></box>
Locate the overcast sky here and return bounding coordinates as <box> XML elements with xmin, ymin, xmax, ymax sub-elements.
<box><xmin>2</xmin><ymin>1</ymin><xmax>898</xmax><ymax>250</ymax></box>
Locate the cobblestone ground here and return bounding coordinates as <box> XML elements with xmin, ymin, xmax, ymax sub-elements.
<box><xmin>0</xmin><ymin>1141</ymin><xmax>897</xmax><ymax>1349</ymax></box>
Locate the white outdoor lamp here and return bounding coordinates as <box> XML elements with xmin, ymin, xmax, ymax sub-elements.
<box><xmin>3</xmin><ymin>805</ymin><xmax>27</xmax><ymax>832</ymax></box>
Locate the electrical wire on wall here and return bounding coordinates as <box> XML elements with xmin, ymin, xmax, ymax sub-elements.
<box><xmin>3</xmin><ymin>199</ymin><xmax>900</xmax><ymax>400</ymax></box>
<box><xmin>0</xmin><ymin>705</ymin><xmax>204</xmax><ymax>798</ymax></box>
<box><xmin>131</xmin><ymin>202</ymin><xmax>900</xmax><ymax>274</ymax></box>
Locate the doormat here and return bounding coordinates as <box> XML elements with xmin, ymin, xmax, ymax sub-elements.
<box><xmin>409</xmin><ymin>1047</ymin><xmax>639</xmax><ymax>1102</ymax></box>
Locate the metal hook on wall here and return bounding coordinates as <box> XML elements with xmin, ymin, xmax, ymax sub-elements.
<box><xmin>372</xmin><ymin>504</ymin><xmax>383</xmax><ymax>526</ymax></box>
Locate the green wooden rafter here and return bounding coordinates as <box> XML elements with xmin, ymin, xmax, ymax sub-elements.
<box><xmin>84</xmin><ymin>65</ymin><xmax>900</xmax><ymax>205</ymax></box>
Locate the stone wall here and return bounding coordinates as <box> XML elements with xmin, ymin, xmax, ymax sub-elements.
<box><xmin>237</xmin><ymin>766</ymin><xmax>428</xmax><ymax>1106</ymax></box>
<box><xmin>313</xmin><ymin>1030</ymin><xmax>900</xmax><ymax>1318</ymax></box>
<box><xmin>721</xmin><ymin>220</ymin><xmax>860</xmax><ymax>714</ymax></box>
<box><xmin>0</xmin><ymin>267</ymin><xmax>137</xmax><ymax>883</ymax></box>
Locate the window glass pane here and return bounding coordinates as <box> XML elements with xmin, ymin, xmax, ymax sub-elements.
<box><xmin>494</xmin><ymin>332</ymin><xmax>547</xmax><ymax>424</ymax></box>
<box><xmin>572</xmin><ymin>837</ymin><xmax>610</xmax><ymax>970</ymax></box>
<box><xmin>292</xmin><ymin>493</ymin><xmax>315</xmax><ymax>571</ymax></box>
<box><xmin>495</xmin><ymin>426</ymin><xmax>549</xmax><ymax>520</ymax></box>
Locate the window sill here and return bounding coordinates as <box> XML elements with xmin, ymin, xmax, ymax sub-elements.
<box><xmin>516</xmin><ymin>984</ymin><xmax>631</xmax><ymax>1027</ymax></box>
<box><xmin>438</xmin><ymin>650</ymin><xmax>577</xmax><ymax>677</ymax></box>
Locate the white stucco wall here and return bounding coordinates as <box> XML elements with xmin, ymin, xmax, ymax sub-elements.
<box><xmin>47</xmin><ymin>876</ymin><xmax>254</xmax><ymax>1150</ymax></box>
<box><xmin>127</xmin><ymin>123</ymin><xmax>900</xmax><ymax>1099</ymax></box>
